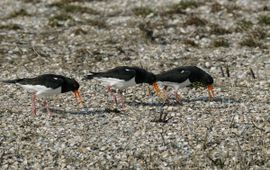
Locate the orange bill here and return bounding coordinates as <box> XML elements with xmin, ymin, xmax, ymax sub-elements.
<box><xmin>73</xmin><ymin>90</ymin><xmax>84</xmax><ymax>108</ymax></box>
<box><xmin>152</xmin><ymin>82</ymin><xmax>167</xmax><ymax>100</ymax></box>
<box><xmin>152</xmin><ymin>82</ymin><xmax>160</xmax><ymax>94</ymax></box>
<box><xmin>207</xmin><ymin>85</ymin><xmax>214</xmax><ymax>101</ymax></box>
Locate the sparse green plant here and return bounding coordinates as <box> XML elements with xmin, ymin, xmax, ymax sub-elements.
<box><xmin>7</xmin><ymin>9</ymin><xmax>30</xmax><ymax>19</ymax></box>
<box><xmin>173</xmin><ymin>1</ymin><xmax>199</xmax><ymax>10</ymax></box>
<box><xmin>48</xmin><ymin>13</ymin><xmax>74</xmax><ymax>27</ymax></box>
<box><xmin>207</xmin><ymin>153</ymin><xmax>225</xmax><ymax>169</ymax></box>
<box><xmin>22</xmin><ymin>0</ymin><xmax>41</xmax><ymax>3</ymax></box>
<box><xmin>258</xmin><ymin>15</ymin><xmax>270</xmax><ymax>25</ymax></box>
<box><xmin>48</xmin><ymin>1</ymin><xmax>99</xmax><ymax>15</ymax></box>
<box><xmin>262</xmin><ymin>6</ymin><xmax>268</xmax><ymax>11</ymax></box>
<box><xmin>211</xmin><ymin>38</ymin><xmax>229</xmax><ymax>48</ymax></box>
<box><xmin>73</xmin><ymin>28</ymin><xmax>87</xmax><ymax>35</ymax></box>
<box><xmin>165</xmin><ymin>1</ymin><xmax>199</xmax><ymax>15</ymax></box>
<box><xmin>209</xmin><ymin>24</ymin><xmax>231</xmax><ymax>35</ymax></box>
<box><xmin>235</xmin><ymin>19</ymin><xmax>253</xmax><ymax>32</ymax></box>
<box><xmin>183</xmin><ymin>39</ymin><xmax>198</xmax><ymax>47</ymax></box>
<box><xmin>47</xmin><ymin>1</ymin><xmax>65</xmax><ymax>8</ymax></box>
<box><xmin>132</xmin><ymin>6</ymin><xmax>154</xmax><ymax>17</ymax></box>
<box><xmin>87</xmin><ymin>18</ymin><xmax>107</xmax><ymax>28</ymax></box>
<box><xmin>211</xmin><ymin>2</ymin><xmax>222</xmax><ymax>13</ymax></box>
<box><xmin>0</xmin><ymin>24</ymin><xmax>21</xmax><ymax>30</ymax></box>
<box><xmin>249</xmin><ymin>27</ymin><xmax>266</xmax><ymax>40</ymax></box>
<box><xmin>138</xmin><ymin>23</ymin><xmax>155</xmax><ymax>42</ymax></box>
<box><xmin>64</xmin><ymin>4</ymin><xmax>99</xmax><ymax>14</ymax></box>
<box><xmin>183</xmin><ymin>16</ymin><xmax>207</xmax><ymax>26</ymax></box>
<box><xmin>239</xmin><ymin>36</ymin><xmax>262</xmax><ymax>48</ymax></box>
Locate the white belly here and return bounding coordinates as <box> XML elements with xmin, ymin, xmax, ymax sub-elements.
<box><xmin>158</xmin><ymin>79</ymin><xmax>191</xmax><ymax>90</ymax></box>
<box><xmin>95</xmin><ymin>77</ymin><xmax>136</xmax><ymax>89</ymax></box>
<box><xmin>19</xmin><ymin>84</ymin><xmax>62</xmax><ymax>97</ymax></box>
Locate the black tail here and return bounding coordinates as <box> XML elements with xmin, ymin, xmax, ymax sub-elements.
<box><xmin>82</xmin><ymin>72</ymin><xmax>98</xmax><ymax>80</ymax></box>
<box><xmin>2</xmin><ymin>78</ymin><xmax>24</xmax><ymax>84</ymax></box>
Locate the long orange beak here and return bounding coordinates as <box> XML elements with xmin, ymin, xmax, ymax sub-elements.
<box><xmin>152</xmin><ymin>82</ymin><xmax>167</xmax><ymax>100</ymax></box>
<box><xmin>73</xmin><ymin>90</ymin><xmax>84</xmax><ymax>108</ymax></box>
<box><xmin>207</xmin><ymin>85</ymin><xmax>214</xmax><ymax>101</ymax></box>
<box><xmin>152</xmin><ymin>82</ymin><xmax>160</xmax><ymax>94</ymax></box>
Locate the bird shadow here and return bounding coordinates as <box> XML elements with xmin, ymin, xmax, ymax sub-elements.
<box><xmin>44</xmin><ymin>96</ymin><xmax>239</xmax><ymax>115</ymax></box>
<box><xmin>126</xmin><ymin>96</ymin><xmax>240</xmax><ymax>107</ymax></box>
<box><xmin>187</xmin><ymin>96</ymin><xmax>240</xmax><ymax>103</ymax></box>
<box><xmin>47</xmin><ymin>107</ymin><xmax>122</xmax><ymax>115</ymax></box>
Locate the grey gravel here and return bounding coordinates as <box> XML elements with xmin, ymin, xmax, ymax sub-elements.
<box><xmin>0</xmin><ymin>0</ymin><xmax>270</xmax><ymax>169</ymax></box>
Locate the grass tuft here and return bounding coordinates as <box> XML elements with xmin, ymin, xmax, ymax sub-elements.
<box><xmin>0</xmin><ymin>24</ymin><xmax>21</xmax><ymax>30</ymax></box>
<box><xmin>138</xmin><ymin>23</ymin><xmax>155</xmax><ymax>42</ymax></box>
<box><xmin>239</xmin><ymin>37</ymin><xmax>262</xmax><ymax>48</ymax></box>
<box><xmin>174</xmin><ymin>1</ymin><xmax>199</xmax><ymax>10</ymax></box>
<box><xmin>249</xmin><ymin>27</ymin><xmax>267</xmax><ymax>40</ymax></box>
<box><xmin>48</xmin><ymin>1</ymin><xmax>99</xmax><ymax>15</ymax></box>
<box><xmin>211</xmin><ymin>2</ymin><xmax>222</xmax><ymax>13</ymax></box>
<box><xmin>211</xmin><ymin>38</ymin><xmax>229</xmax><ymax>48</ymax></box>
<box><xmin>165</xmin><ymin>1</ymin><xmax>199</xmax><ymax>15</ymax></box>
<box><xmin>48</xmin><ymin>13</ymin><xmax>74</xmax><ymax>27</ymax></box>
<box><xmin>132</xmin><ymin>7</ymin><xmax>154</xmax><ymax>17</ymax></box>
<box><xmin>183</xmin><ymin>16</ymin><xmax>207</xmax><ymax>26</ymax></box>
<box><xmin>63</xmin><ymin>4</ymin><xmax>99</xmax><ymax>14</ymax></box>
<box><xmin>7</xmin><ymin>9</ymin><xmax>30</xmax><ymax>19</ymax></box>
<box><xmin>235</xmin><ymin>19</ymin><xmax>253</xmax><ymax>32</ymax></box>
<box><xmin>183</xmin><ymin>39</ymin><xmax>198</xmax><ymax>47</ymax></box>
<box><xmin>73</xmin><ymin>28</ymin><xmax>87</xmax><ymax>35</ymax></box>
<box><xmin>87</xmin><ymin>18</ymin><xmax>107</xmax><ymax>28</ymax></box>
<box><xmin>258</xmin><ymin>15</ymin><xmax>270</xmax><ymax>25</ymax></box>
<box><xmin>209</xmin><ymin>24</ymin><xmax>231</xmax><ymax>35</ymax></box>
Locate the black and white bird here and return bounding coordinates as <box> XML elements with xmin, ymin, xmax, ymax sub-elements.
<box><xmin>83</xmin><ymin>66</ymin><xmax>161</xmax><ymax>105</ymax></box>
<box><xmin>2</xmin><ymin>74</ymin><xmax>84</xmax><ymax>116</ymax></box>
<box><xmin>156</xmin><ymin>66</ymin><xmax>214</xmax><ymax>101</ymax></box>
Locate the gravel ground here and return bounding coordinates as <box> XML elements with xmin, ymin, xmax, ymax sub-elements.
<box><xmin>0</xmin><ymin>0</ymin><xmax>270</xmax><ymax>169</ymax></box>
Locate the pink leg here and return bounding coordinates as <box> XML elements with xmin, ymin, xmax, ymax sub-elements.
<box><xmin>107</xmin><ymin>86</ymin><xmax>118</xmax><ymax>105</ymax></box>
<box><xmin>175</xmin><ymin>90</ymin><xmax>181</xmax><ymax>103</ymax></box>
<box><xmin>43</xmin><ymin>100</ymin><xmax>52</xmax><ymax>117</ymax></box>
<box><xmin>31</xmin><ymin>93</ymin><xmax>37</xmax><ymax>116</ymax></box>
<box><xmin>161</xmin><ymin>86</ymin><xmax>170</xmax><ymax>103</ymax></box>
<box><xmin>118</xmin><ymin>90</ymin><xmax>125</xmax><ymax>108</ymax></box>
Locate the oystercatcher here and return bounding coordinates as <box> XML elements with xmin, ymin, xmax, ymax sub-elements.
<box><xmin>156</xmin><ymin>66</ymin><xmax>214</xmax><ymax>101</ymax></box>
<box><xmin>2</xmin><ymin>74</ymin><xmax>84</xmax><ymax>116</ymax></box>
<box><xmin>83</xmin><ymin>66</ymin><xmax>160</xmax><ymax>105</ymax></box>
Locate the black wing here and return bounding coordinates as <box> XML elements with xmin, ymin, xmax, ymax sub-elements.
<box><xmin>157</xmin><ymin>68</ymin><xmax>191</xmax><ymax>83</ymax></box>
<box><xmin>89</xmin><ymin>66</ymin><xmax>137</xmax><ymax>81</ymax></box>
<box><xmin>2</xmin><ymin>78</ymin><xmax>24</xmax><ymax>84</ymax></box>
<box><xmin>18</xmin><ymin>74</ymin><xmax>64</xmax><ymax>89</ymax></box>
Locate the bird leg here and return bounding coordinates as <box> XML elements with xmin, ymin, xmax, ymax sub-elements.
<box><xmin>160</xmin><ymin>85</ymin><xmax>170</xmax><ymax>103</ymax></box>
<box><xmin>43</xmin><ymin>100</ymin><xmax>52</xmax><ymax>117</ymax></box>
<box><xmin>73</xmin><ymin>90</ymin><xmax>84</xmax><ymax>108</ymax></box>
<box><xmin>107</xmin><ymin>86</ymin><xmax>118</xmax><ymax>105</ymax></box>
<box><xmin>31</xmin><ymin>93</ymin><xmax>37</xmax><ymax>116</ymax></box>
<box><xmin>207</xmin><ymin>85</ymin><xmax>215</xmax><ymax>101</ymax></box>
<box><xmin>117</xmin><ymin>89</ymin><xmax>126</xmax><ymax>108</ymax></box>
<box><xmin>174</xmin><ymin>91</ymin><xmax>181</xmax><ymax>103</ymax></box>
<box><xmin>152</xmin><ymin>83</ymin><xmax>167</xmax><ymax>102</ymax></box>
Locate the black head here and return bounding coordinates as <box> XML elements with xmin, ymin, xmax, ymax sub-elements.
<box><xmin>188</xmin><ymin>67</ymin><xmax>214</xmax><ymax>87</ymax></box>
<box><xmin>193</xmin><ymin>73</ymin><xmax>214</xmax><ymax>87</ymax></box>
<box><xmin>61</xmin><ymin>77</ymin><xmax>84</xmax><ymax>107</ymax></box>
<box><xmin>207</xmin><ymin>75</ymin><xmax>214</xmax><ymax>85</ymax></box>
<box><xmin>62</xmin><ymin>78</ymin><xmax>80</xmax><ymax>93</ymax></box>
<box><xmin>144</xmin><ymin>72</ymin><xmax>157</xmax><ymax>85</ymax></box>
<box><xmin>201</xmin><ymin>73</ymin><xmax>214</xmax><ymax>86</ymax></box>
<box><xmin>132</xmin><ymin>67</ymin><xmax>156</xmax><ymax>85</ymax></box>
